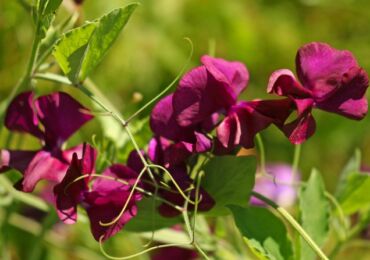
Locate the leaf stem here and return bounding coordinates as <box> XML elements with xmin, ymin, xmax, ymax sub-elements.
<box><xmin>292</xmin><ymin>144</ymin><xmax>301</xmax><ymax>181</ymax></box>
<box><xmin>255</xmin><ymin>134</ymin><xmax>266</xmax><ymax>174</ymax></box>
<box><xmin>251</xmin><ymin>191</ymin><xmax>329</xmax><ymax>260</ymax></box>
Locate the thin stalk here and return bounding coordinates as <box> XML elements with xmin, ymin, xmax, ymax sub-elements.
<box><xmin>255</xmin><ymin>134</ymin><xmax>266</xmax><ymax>174</ymax></box>
<box><xmin>292</xmin><ymin>144</ymin><xmax>301</xmax><ymax>180</ymax></box>
<box><xmin>251</xmin><ymin>191</ymin><xmax>329</xmax><ymax>260</ymax></box>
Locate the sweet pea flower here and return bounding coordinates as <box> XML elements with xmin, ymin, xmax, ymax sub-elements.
<box><xmin>0</xmin><ymin>91</ymin><xmax>93</xmax><ymax>192</ymax></box>
<box><xmin>147</xmin><ymin>137</ymin><xmax>215</xmax><ymax>217</ymax></box>
<box><xmin>267</xmin><ymin>42</ymin><xmax>369</xmax><ymax>144</ymax></box>
<box><xmin>151</xmin><ymin>246</ymin><xmax>198</xmax><ymax>260</ymax></box>
<box><xmin>150</xmin><ymin>56</ymin><xmax>249</xmax><ymax>152</ymax></box>
<box><xmin>250</xmin><ymin>164</ymin><xmax>299</xmax><ymax>208</ymax></box>
<box><xmin>54</xmin><ymin>144</ymin><xmax>143</xmax><ymax>241</ymax></box>
<box><xmin>216</xmin><ymin>99</ymin><xmax>293</xmax><ymax>150</ymax></box>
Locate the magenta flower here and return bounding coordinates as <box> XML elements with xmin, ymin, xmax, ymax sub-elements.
<box><xmin>267</xmin><ymin>42</ymin><xmax>369</xmax><ymax>144</ymax></box>
<box><xmin>54</xmin><ymin>144</ymin><xmax>97</xmax><ymax>224</ymax></box>
<box><xmin>150</xmin><ymin>56</ymin><xmax>248</xmax><ymax>152</ymax></box>
<box><xmin>151</xmin><ymin>246</ymin><xmax>198</xmax><ymax>260</ymax></box>
<box><xmin>0</xmin><ymin>91</ymin><xmax>93</xmax><ymax>192</ymax></box>
<box><xmin>54</xmin><ymin>144</ymin><xmax>143</xmax><ymax>241</ymax></box>
<box><xmin>83</xmin><ymin>164</ymin><xmax>143</xmax><ymax>242</ymax></box>
<box><xmin>216</xmin><ymin>99</ymin><xmax>293</xmax><ymax>150</ymax></box>
<box><xmin>250</xmin><ymin>164</ymin><xmax>299</xmax><ymax>208</ymax></box>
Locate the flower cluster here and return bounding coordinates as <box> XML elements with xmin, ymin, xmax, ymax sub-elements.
<box><xmin>1</xmin><ymin>42</ymin><xmax>368</xmax><ymax>243</ymax></box>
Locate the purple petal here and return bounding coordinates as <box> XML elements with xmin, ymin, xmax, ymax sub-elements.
<box><xmin>152</xmin><ymin>247</ymin><xmax>198</xmax><ymax>260</ymax></box>
<box><xmin>127</xmin><ymin>150</ymin><xmax>146</xmax><ymax>174</ymax></box>
<box><xmin>84</xmin><ymin>164</ymin><xmax>142</xmax><ymax>241</ymax></box>
<box><xmin>35</xmin><ymin>92</ymin><xmax>93</xmax><ymax>148</ymax></box>
<box><xmin>201</xmin><ymin>55</ymin><xmax>249</xmax><ymax>98</ymax></box>
<box><xmin>150</xmin><ymin>94</ymin><xmax>195</xmax><ymax>142</ymax></box>
<box><xmin>54</xmin><ymin>144</ymin><xmax>97</xmax><ymax>224</ymax></box>
<box><xmin>21</xmin><ymin>151</ymin><xmax>70</xmax><ymax>192</ymax></box>
<box><xmin>194</xmin><ymin>132</ymin><xmax>212</xmax><ymax>153</ymax></box>
<box><xmin>282</xmin><ymin>113</ymin><xmax>316</xmax><ymax>145</ymax></box>
<box><xmin>173</xmin><ymin>56</ymin><xmax>248</xmax><ymax>128</ymax></box>
<box><xmin>217</xmin><ymin>99</ymin><xmax>294</xmax><ymax>149</ymax></box>
<box><xmin>267</xmin><ymin>69</ymin><xmax>312</xmax><ymax>98</ymax></box>
<box><xmin>84</xmin><ymin>190</ymin><xmax>139</xmax><ymax>242</ymax></box>
<box><xmin>0</xmin><ymin>149</ymin><xmax>37</xmax><ymax>173</ymax></box>
<box><xmin>5</xmin><ymin>91</ymin><xmax>44</xmax><ymax>139</ymax></box>
<box><xmin>296</xmin><ymin>42</ymin><xmax>359</xmax><ymax>100</ymax></box>
<box><xmin>315</xmin><ymin>67</ymin><xmax>368</xmax><ymax>119</ymax></box>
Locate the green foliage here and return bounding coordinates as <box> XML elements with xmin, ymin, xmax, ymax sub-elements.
<box><xmin>201</xmin><ymin>156</ymin><xmax>256</xmax><ymax>216</ymax></box>
<box><xmin>229</xmin><ymin>205</ymin><xmax>293</xmax><ymax>260</ymax></box>
<box><xmin>53</xmin><ymin>4</ymin><xmax>138</xmax><ymax>84</ymax></box>
<box><xmin>125</xmin><ymin>198</ymin><xmax>181</xmax><ymax>232</ymax></box>
<box><xmin>336</xmin><ymin>172</ymin><xmax>370</xmax><ymax>215</ymax></box>
<box><xmin>299</xmin><ymin>169</ymin><xmax>329</xmax><ymax>260</ymax></box>
<box><xmin>336</xmin><ymin>149</ymin><xmax>361</xmax><ymax>196</ymax></box>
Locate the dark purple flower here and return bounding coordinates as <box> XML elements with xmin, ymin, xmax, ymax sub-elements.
<box><xmin>267</xmin><ymin>42</ymin><xmax>369</xmax><ymax>144</ymax></box>
<box><xmin>250</xmin><ymin>164</ymin><xmax>299</xmax><ymax>207</ymax></box>
<box><xmin>157</xmin><ymin>166</ymin><xmax>215</xmax><ymax>218</ymax></box>
<box><xmin>83</xmin><ymin>164</ymin><xmax>143</xmax><ymax>242</ymax></box>
<box><xmin>173</xmin><ymin>55</ymin><xmax>249</xmax><ymax>128</ymax></box>
<box><xmin>151</xmin><ymin>246</ymin><xmax>198</xmax><ymax>260</ymax></box>
<box><xmin>216</xmin><ymin>99</ymin><xmax>293</xmax><ymax>150</ymax></box>
<box><xmin>54</xmin><ymin>144</ymin><xmax>97</xmax><ymax>224</ymax></box>
<box><xmin>1</xmin><ymin>91</ymin><xmax>93</xmax><ymax>192</ymax></box>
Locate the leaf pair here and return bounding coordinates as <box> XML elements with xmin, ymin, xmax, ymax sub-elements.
<box><xmin>53</xmin><ymin>3</ymin><xmax>138</xmax><ymax>84</ymax></box>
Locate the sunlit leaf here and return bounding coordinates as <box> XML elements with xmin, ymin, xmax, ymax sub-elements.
<box><xmin>229</xmin><ymin>205</ymin><xmax>293</xmax><ymax>260</ymax></box>
<box><xmin>53</xmin><ymin>3</ymin><xmax>138</xmax><ymax>83</ymax></box>
<box><xmin>299</xmin><ymin>169</ymin><xmax>329</xmax><ymax>260</ymax></box>
<box><xmin>337</xmin><ymin>172</ymin><xmax>370</xmax><ymax>215</ymax></box>
<box><xmin>201</xmin><ymin>156</ymin><xmax>256</xmax><ymax>216</ymax></box>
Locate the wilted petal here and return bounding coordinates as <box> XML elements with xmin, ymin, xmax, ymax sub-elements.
<box><xmin>35</xmin><ymin>92</ymin><xmax>93</xmax><ymax>148</ymax></box>
<box><xmin>21</xmin><ymin>150</ymin><xmax>70</xmax><ymax>192</ymax></box>
<box><xmin>5</xmin><ymin>91</ymin><xmax>43</xmax><ymax>139</ymax></box>
<box><xmin>150</xmin><ymin>94</ymin><xmax>195</xmax><ymax>142</ymax></box>
<box><xmin>282</xmin><ymin>113</ymin><xmax>316</xmax><ymax>145</ymax></box>
<box><xmin>54</xmin><ymin>144</ymin><xmax>97</xmax><ymax>224</ymax></box>
<box><xmin>296</xmin><ymin>42</ymin><xmax>359</xmax><ymax>100</ymax></box>
<box><xmin>0</xmin><ymin>149</ymin><xmax>37</xmax><ymax>173</ymax></box>
<box><xmin>315</xmin><ymin>67</ymin><xmax>368</xmax><ymax>119</ymax></box>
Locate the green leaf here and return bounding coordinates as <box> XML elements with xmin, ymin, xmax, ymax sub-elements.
<box><xmin>79</xmin><ymin>4</ymin><xmax>138</xmax><ymax>80</ymax></box>
<box><xmin>337</xmin><ymin>172</ymin><xmax>370</xmax><ymax>215</ymax></box>
<box><xmin>229</xmin><ymin>205</ymin><xmax>293</xmax><ymax>260</ymax></box>
<box><xmin>53</xmin><ymin>23</ymin><xmax>97</xmax><ymax>83</ymax></box>
<box><xmin>43</xmin><ymin>0</ymin><xmax>63</xmax><ymax>16</ymax></box>
<box><xmin>336</xmin><ymin>149</ymin><xmax>361</xmax><ymax>196</ymax></box>
<box><xmin>125</xmin><ymin>198</ymin><xmax>181</xmax><ymax>232</ymax></box>
<box><xmin>53</xmin><ymin>3</ymin><xmax>138</xmax><ymax>83</ymax></box>
<box><xmin>201</xmin><ymin>156</ymin><xmax>256</xmax><ymax>216</ymax></box>
<box><xmin>299</xmin><ymin>169</ymin><xmax>329</xmax><ymax>260</ymax></box>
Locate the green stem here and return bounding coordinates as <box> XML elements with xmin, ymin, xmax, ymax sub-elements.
<box><xmin>292</xmin><ymin>144</ymin><xmax>301</xmax><ymax>180</ymax></box>
<box><xmin>251</xmin><ymin>191</ymin><xmax>329</xmax><ymax>260</ymax></box>
<box><xmin>255</xmin><ymin>134</ymin><xmax>266</xmax><ymax>174</ymax></box>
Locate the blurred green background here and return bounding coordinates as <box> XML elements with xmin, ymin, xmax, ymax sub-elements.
<box><xmin>0</xmin><ymin>0</ymin><xmax>370</xmax><ymax>259</ymax></box>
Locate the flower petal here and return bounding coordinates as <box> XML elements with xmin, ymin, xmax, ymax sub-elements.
<box><xmin>316</xmin><ymin>67</ymin><xmax>369</xmax><ymax>119</ymax></box>
<box><xmin>173</xmin><ymin>56</ymin><xmax>247</xmax><ymax>128</ymax></box>
<box><xmin>0</xmin><ymin>149</ymin><xmax>37</xmax><ymax>173</ymax></box>
<box><xmin>35</xmin><ymin>92</ymin><xmax>93</xmax><ymax>148</ymax></box>
<box><xmin>5</xmin><ymin>91</ymin><xmax>44</xmax><ymax>139</ymax></box>
<box><xmin>296</xmin><ymin>42</ymin><xmax>359</xmax><ymax>100</ymax></box>
<box><xmin>150</xmin><ymin>94</ymin><xmax>195</xmax><ymax>142</ymax></box>
<box><xmin>54</xmin><ymin>144</ymin><xmax>96</xmax><ymax>224</ymax></box>
<box><xmin>201</xmin><ymin>55</ymin><xmax>249</xmax><ymax>97</ymax></box>
<box><xmin>267</xmin><ymin>69</ymin><xmax>312</xmax><ymax>98</ymax></box>
<box><xmin>282</xmin><ymin>113</ymin><xmax>316</xmax><ymax>145</ymax></box>
<box><xmin>21</xmin><ymin>151</ymin><xmax>70</xmax><ymax>192</ymax></box>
